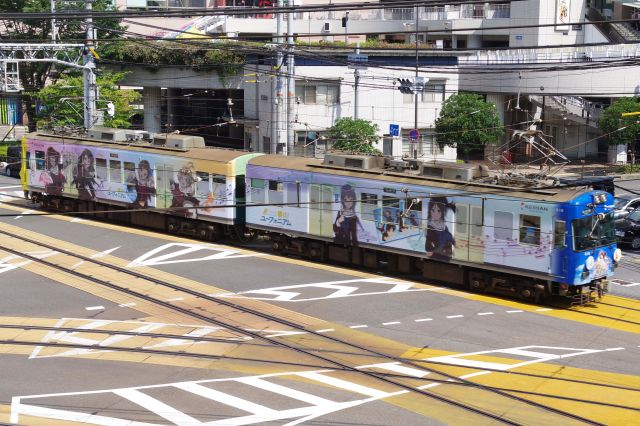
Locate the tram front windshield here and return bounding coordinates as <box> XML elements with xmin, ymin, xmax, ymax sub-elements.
<box><xmin>572</xmin><ymin>212</ymin><xmax>616</xmax><ymax>251</ymax></box>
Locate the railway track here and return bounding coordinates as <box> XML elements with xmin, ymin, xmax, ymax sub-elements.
<box><xmin>0</xmin><ymin>227</ymin><xmax>613</xmax><ymax>425</ymax></box>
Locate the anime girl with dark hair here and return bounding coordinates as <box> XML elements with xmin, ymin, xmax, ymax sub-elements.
<box><xmin>42</xmin><ymin>146</ymin><xmax>66</xmax><ymax>196</ymax></box>
<box><xmin>72</xmin><ymin>149</ymin><xmax>97</xmax><ymax>200</ymax></box>
<box><xmin>129</xmin><ymin>159</ymin><xmax>156</xmax><ymax>209</ymax></box>
<box><xmin>425</xmin><ymin>196</ymin><xmax>455</xmax><ymax>261</ymax></box>
<box><xmin>333</xmin><ymin>184</ymin><xmax>360</xmax><ymax>244</ymax></box>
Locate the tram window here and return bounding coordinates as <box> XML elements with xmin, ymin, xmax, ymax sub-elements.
<box><xmin>250</xmin><ymin>178</ymin><xmax>265</xmax><ymax>203</ymax></box>
<box><xmin>196</xmin><ymin>172</ymin><xmax>210</xmax><ymax>197</ymax></box>
<box><xmin>26</xmin><ymin>151</ymin><xmax>30</xmax><ymax>169</ymax></box>
<box><xmin>456</xmin><ymin>204</ymin><xmax>468</xmax><ymax>235</ymax></box>
<box><xmin>554</xmin><ymin>221</ymin><xmax>566</xmax><ymax>248</ymax></box>
<box><xmin>268</xmin><ymin>180</ymin><xmax>284</xmax><ymax>204</ymax></box>
<box><xmin>124</xmin><ymin>162</ymin><xmax>136</xmax><ymax>185</ymax></box>
<box><xmin>35</xmin><ymin>150</ymin><xmax>45</xmax><ymax>170</ymax></box>
<box><xmin>494</xmin><ymin>211</ymin><xmax>513</xmax><ymax>240</ymax></box>
<box><xmin>519</xmin><ymin>214</ymin><xmax>540</xmax><ymax>246</ymax></box>
<box><xmin>286</xmin><ymin>183</ymin><xmax>300</xmax><ymax>207</ymax></box>
<box><xmin>95</xmin><ymin>158</ymin><xmax>107</xmax><ymax>181</ymax></box>
<box><xmin>470</xmin><ymin>205</ymin><xmax>483</xmax><ymax>237</ymax></box>
<box><xmin>109</xmin><ymin>160</ymin><xmax>122</xmax><ymax>183</ymax></box>
<box><xmin>361</xmin><ymin>193</ymin><xmax>379</xmax><ymax>221</ymax></box>
<box><xmin>211</xmin><ymin>174</ymin><xmax>225</xmax><ymax>185</ymax></box>
<box><xmin>406</xmin><ymin>199</ymin><xmax>422</xmax><ymax>228</ymax></box>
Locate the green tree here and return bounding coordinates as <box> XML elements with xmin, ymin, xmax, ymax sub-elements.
<box><xmin>598</xmin><ymin>97</ymin><xmax>640</xmax><ymax>146</ymax></box>
<box><xmin>434</xmin><ymin>93</ymin><xmax>503</xmax><ymax>156</ymax></box>
<box><xmin>35</xmin><ymin>72</ymin><xmax>140</xmax><ymax>129</ymax></box>
<box><xmin>0</xmin><ymin>0</ymin><xmax>125</xmax><ymax>129</ymax></box>
<box><xmin>326</xmin><ymin>118</ymin><xmax>381</xmax><ymax>155</ymax></box>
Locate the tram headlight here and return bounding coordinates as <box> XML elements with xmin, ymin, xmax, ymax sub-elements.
<box><xmin>613</xmin><ymin>248</ymin><xmax>622</xmax><ymax>263</ymax></box>
<box><xmin>585</xmin><ymin>255</ymin><xmax>595</xmax><ymax>271</ymax></box>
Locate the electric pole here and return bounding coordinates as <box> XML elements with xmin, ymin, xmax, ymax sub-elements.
<box><xmin>272</xmin><ymin>0</ymin><xmax>286</xmax><ymax>155</ymax></box>
<box><xmin>286</xmin><ymin>1</ymin><xmax>295</xmax><ymax>156</ymax></box>
<box><xmin>83</xmin><ymin>0</ymin><xmax>97</xmax><ymax>129</ymax></box>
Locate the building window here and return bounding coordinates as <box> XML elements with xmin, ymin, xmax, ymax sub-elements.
<box><xmin>494</xmin><ymin>211</ymin><xmax>513</xmax><ymax>240</ymax></box>
<box><xmin>519</xmin><ymin>214</ymin><xmax>541</xmax><ymax>246</ymax></box>
<box><xmin>422</xmin><ymin>81</ymin><xmax>445</xmax><ymax>102</ymax></box>
<box><xmin>296</xmin><ymin>83</ymin><xmax>339</xmax><ymax>105</ymax></box>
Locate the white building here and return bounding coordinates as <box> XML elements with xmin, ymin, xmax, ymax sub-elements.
<box><xmin>114</xmin><ymin>0</ymin><xmax>640</xmax><ymax>162</ymax></box>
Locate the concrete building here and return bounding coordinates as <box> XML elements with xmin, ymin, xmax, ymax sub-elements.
<box><xmin>111</xmin><ymin>0</ymin><xmax>640</xmax><ymax>162</ymax></box>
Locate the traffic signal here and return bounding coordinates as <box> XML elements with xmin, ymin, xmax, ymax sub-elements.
<box><xmin>397</xmin><ymin>78</ymin><xmax>414</xmax><ymax>94</ymax></box>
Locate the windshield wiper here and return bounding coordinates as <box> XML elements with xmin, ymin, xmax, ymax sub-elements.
<box><xmin>588</xmin><ymin>213</ymin><xmax>607</xmax><ymax>240</ymax></box>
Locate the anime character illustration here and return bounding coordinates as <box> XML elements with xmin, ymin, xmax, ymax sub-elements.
<box><xmin>127</xmin><ymin>160</ymin><xmax>156</xmax><ymax>209</ymax></box>
<box><xmin>377</xmin><ymin>208</ymin><xmax>397</xmax><ymax>241</ymax></box>
<box><xmin>425</xmin><ymin>196</ymin><xmax>455</xmax><ymax>261</ymax></box>
<box><xmin>558</xmin><ymin>0</ymin><xmax>568</xmax><ymax>24</ymax></box>
<box><xmin>170</xmin><ymin>162</ymin><xmax>200</xmax><ymax>218</ymax></box>
<box><xmin>593</xmin><ymin>251</ymin><xmax>611</xmax><ymax>277</ymax></box>
<box><xmin>40</xmin><ymin>146</ymin><xmax>66</xmax><ymax>196</ymax></box>
<box><xmin>71</xmin><ymin>148</ymin><xmax>97</xmax><ymax>200</ymax></box>
<box><xmin>333</xmin><ymin>184</ymin><xmax>360</xmax><ymax>244</ymax></box>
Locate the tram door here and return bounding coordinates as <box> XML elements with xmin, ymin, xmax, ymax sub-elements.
<box><xmin>469</xmin><ymin>204</ymin><xmax>484</xmax><ymax>263</ymax></box>
<box><xmin>309</xmin><ymin>184</ymin><xmax>335</xmax><ymax>238</ymax></box>
<box><xmin>454</xmin><ymin>204</ymin><xmax>469</xmax><ymax>261</ymax></box>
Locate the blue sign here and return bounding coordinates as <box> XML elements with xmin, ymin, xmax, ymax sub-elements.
<box><xmin>409</xmin><ymin>129</ymin><xmax>420</xmax><ymax>141</ymax></box>
<box><xmin>389</xmin><ymin>124</ymin><xmax>399</xmax><ymax>137</ymax></box>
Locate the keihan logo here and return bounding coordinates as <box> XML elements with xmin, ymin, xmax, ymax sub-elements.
<box><xmin>522</xmin><ymin>203</ymin><xmax>549</xmax><ymax>212</ymax></box>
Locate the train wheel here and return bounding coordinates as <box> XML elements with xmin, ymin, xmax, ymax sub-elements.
<box><xmin>231</xmin><ymin>225</ymin><xmax>256</xmax><ymax>243</ymax></box>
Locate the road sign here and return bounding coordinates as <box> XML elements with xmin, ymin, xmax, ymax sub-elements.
<box><xmin>409</xmin><ymin>129</ymin><xmax>420</xmax><ymax>141</ymax></box>
<box><xmin>389</xmin><ymin>124</ymin><xmax>400</xmax><ymax>137</ymax></box>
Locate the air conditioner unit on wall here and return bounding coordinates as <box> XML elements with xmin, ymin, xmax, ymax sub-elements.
<box><xmin>322</xmin><ymin>22</ymin><xmax>331</xmax><ymax>32</ymax></box>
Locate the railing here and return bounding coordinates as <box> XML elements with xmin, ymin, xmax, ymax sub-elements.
<box><xmin>124</xmin><ymin>1</ymin><xmax>509</xmax><ymax>20</ymax></box>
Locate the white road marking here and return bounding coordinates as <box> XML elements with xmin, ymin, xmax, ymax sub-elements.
<box><xmin>358</xmin><ymin>362</ymin><xmax>430</xmax><ymax>378</ymax></box>
<box><xmin>414</xmin><ymin>318</ymin><xmax>432</xmax><ymax>322</ymax></box>
<box><xmin>29</xmin><ymin>319</ymin><xmax>251</xmax><ymax>359</ymax></box>
<box><xmin>70</xmin><ymin>217</ymin><xmax>87</xmax><ymax>223</ymax></box>
<box><xmin>165</xmin><ymin>297</ymin><xmax>184</xmax><ymax>302</ymax></box>
<box><xmin>84</xmin><ymin>306</ymin><xmax>104</xmax><ymax>311</ymax></box>
<box><xmin>315</xmin><ymin>329</ymin><xmax>334</xmax><ymax>333</ymax></box>
<box><xmin>349</xmin><ymin>325</ymin><xmax>368</xmax><ymax>329</ymax></box>
<box><xmin>535</xmin><ymin>308</ymin><xmax>553</xmax><ymax>312</ymax></box>
<box><xmin>506</xmin><ymin>310</ymin><xmax>524</xmax><ymax>313</ymax></box>
<box><xmin>118</xmin><ymin>302</ymin><xmax>136</xmax><ymax>308</ymax></box>
<box><xmin>0</xmin><ymin>185</ymin><xmax>22</xmax><ymax>189</ymax></box>
<box><xmin>382</xmin><ymin>321</ymin><xmax>400</xmax><ymax>326</ymax></box>
<box><xmin>14</xmin><ymin>209</ymin><xmax>33</xmax><ymax>220</ymax></box>
<box><xmin>605</xmin><ymin>347</ymin><xmax>625</xmax><ymax>351</ymax></box>
<box><xmin>446</xmin><ymin>315</ymin><xmax>464</xmax><ymax>319</ymax></box>
<box><xmin>114</xmin><ymin>388</ymin><xmax>201</xmax><ymax>425</ymax></box>
<box><xmin>12</xmin><ymin>346</ymin><xmax>620</xmax><ymax>425</ymax></box>
<box><xmin>127</xmin><ymin>242</ymin><xmax>263</xmax><ymax>268</ymax></box>
<box><xmin>425</xmin><ymin>345</ymin><xmax>608</xmax><ymax>371</ymax></box>
<box><xmin>477</xmin><ymin>312</ymin><xmax>494</xmax><ymax>316</ymax></box>
<box><xmin>224</xmin><ymin>278</ymin><xmax>432</xmax><ymax>302</ymax></box>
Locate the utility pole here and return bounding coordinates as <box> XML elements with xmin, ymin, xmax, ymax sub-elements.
<box><xmin>413</xmin><ymin>5</ymin><xmax>419</xmax><ymax>132</ymax></box>
<box><xmin>83</xmin><ymin>0</ymin><xmax>97</xmax><ymax>129</ymax></box>
<box><xmin>272</xmin><ymin>0</ymin><xmax>285</xmax><ymax>155</ymax></box>
<box><xmin>354</xmin><ymin>43</ymin><xmax>360</xmax><ymax>119</ymax></box>
<box><xmin>286</xmin><ymin>1</ymin><xmax>295</xmax><ymax>156</ymax></box>
<box><xmin>50</xmin><ymin>0</ymin><xmax>57</xmax><ymax>43</ymax></box>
